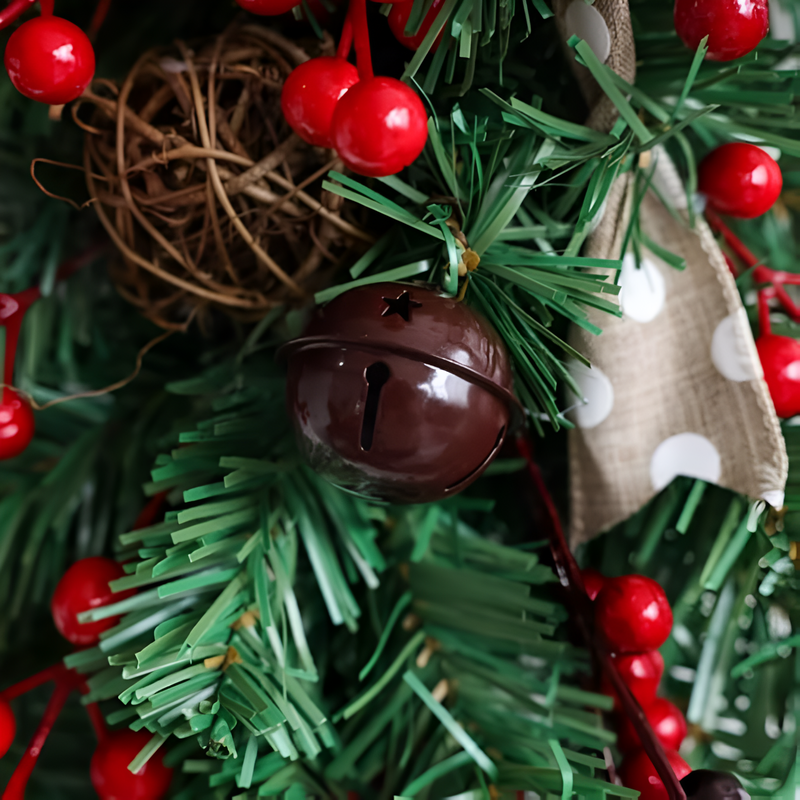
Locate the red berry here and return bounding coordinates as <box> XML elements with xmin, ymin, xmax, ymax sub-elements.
<box><xmin>617</xmin><ymin>698</ymin><xmax>688</xmax><ymax>753</ymax></box>
<box><xmin>581</xmin><ymin>568</ymin><xmax>606</xmax><ymax>601</ymax></box>
<box><xmin>595</xmin><ymin>575</ymin><xmax>673</xmax><ymax>654</ymax></box>
<box><xmin>236</xmin><ymin>0</ymin><xmax>301</xmax><ymax>13</ymax></box>
<box><xmin>91</xmin><ymin>729</ymin><xmax>173</xmax><ymax>800</ymax></box>
<box><xmin>699</xmin><ymin>143</ymin><xmax>782</xmax><ymax>219</ymax></box>
<box><xmin>602</xmin><ymin>651</ymin><xmax>665</xmax><ymax>710</ymax></box>
<box><xmin>281</xmin><ymin>57</ymin><xmax>359</xmax><ymax>148</ymax></box>
<box><xmin>0</xmin><ymin>389</ymin><xmax>34</xmax><ymax>460</ymax></box>
<box><xmin>51</xmin><ymin>557</ymin><xmax>134</xmax><ymax>646</ymax></box>
<box><xmin>388</xmin><ymin>0</ymin><xmax>446</xmax><ymax>51</ymax></box>
<box><xmin>330</xmin><ymin>76</ymin><xmax>428</xmax><ymax>177</ymax></box>
<box><xmin>756</xmin><ymin>334</ymin><xmax>800</xmax><ymax>418</ymax></box>
<box><xmin>4</xmin><ymin>16</ymin><xmax>95</xmax><ymax>105</ymax></box>
<box><xmin>0</xmin><ymin>696</ymin><xmax>16</xmax><ymax>758</ymax></box>
<box><xmin>674</xmin><ymin>0</ymin><xmax>768</xmax><ymax>62</ymax></box>
<box><xmin>620</xmin><ymin>749</ymin><xmax>691</xmax><ymax>800</ymax></box>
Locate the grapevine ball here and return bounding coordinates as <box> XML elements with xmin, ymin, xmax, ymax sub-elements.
<box><xmin>4</xmin><ymin>15</ymin><xmax>95</xmax><ymax>105</ymax></box>
<box><xmin>674</xmin><ymin>0</ymin><xmax>769</xmax><ymax>62</ymax></box>
<box><xmin>594</xmin><ymin>574</ymin><xmax>673</xmax><ymax>654</ymax></box>
<box><xmin>330</xmin><ymin>77</ymin><xmax>428</xmax><ymax>177</ymax></box>
<box><xmin>51</xmin><ymin>557</ymin><xmax>134</xmax><ymax>646</ymax></box>
<box><xmin>756</xmin><ymin>334</ymin><xmax>800</xmax><ymax>419</ymax></box>
<box><xmin>698</xmin><ymin>143</ymin><xmax>782</xmax><ymax>219</ymax></box>
<box><xmin>90</xmin><ymin>729</ymin><xmax>173</xmax><ymax>800</ymax></box>
<box><xmin>281</xmin><ymin>282</ymin><xmax>520</xmax><ymax>504</ymax></box>
<box><xmin>0</xmin><ymin>389</ymin><xmax>34</xmax><ymax>460</ymax></box>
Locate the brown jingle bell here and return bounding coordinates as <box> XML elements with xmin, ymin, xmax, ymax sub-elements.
<box><xmin>280</xmin><ymin>282</ymin><xmax>519</xmax><ymax>504</ymax></box>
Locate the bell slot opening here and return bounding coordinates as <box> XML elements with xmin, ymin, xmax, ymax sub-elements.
<box><xmin>360</xmin><ymin>361</ymin><xmax>391</xmax><ymax>452</ymax></box>
<box><xmin>444</xmin><ymin>425</ymin><xmax>506</xmax><ymax>492</ymax></box>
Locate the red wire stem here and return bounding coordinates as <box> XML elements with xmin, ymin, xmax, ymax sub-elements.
<box><xmin>1</xmin><ymin>670</ymin><xmax>81</xmax><ymax>800</ymax></box>
<box><xmin>516</xmin><ymin>436</ymin><xmax>687</xmax><ymax>800</ymax></box>
<box><xmin>337</xmin><ymin>12</ymin><xmax>354</xmax><ymax>60</ymax></box>
<box><xmin>0</xmin><ymin>663</ymin><xmax>68</xmax><ymax>701</ymax></box>
<box><xmin>0</xmin><ymin>0</ymin><xmax>34</xmax><ymax>30</ymax></box>
<box><xmin>88</xmin><ymin>0</ymin><xmax>111</xmax><ymax>40</ymax></box>
<box><xmin>349</xmin><ymin>0</ymin><xmax>373</xmax><ymax>80</ymax></box>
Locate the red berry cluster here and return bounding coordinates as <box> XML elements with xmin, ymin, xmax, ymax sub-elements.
<box><xmin>237</xmin><ymin>0</ymin><xmax>431</xmax><ymax>176</ymax></box>
<box><xmin>674</xmin><ymin>0</ymin><xmax>769</xmax><ymax>62</ymax></box>
<box><xmin>0</xmin><ymin>0</ymin><xmax>95</xmax><ymax>105</ymax></box>
<box><xmin>583</xmin><ymin>570</ymin><xmax>690</xmax><ymax>800</ymax></box>
<box><xmin>697</xmin><ymin>144</ymin><xmax>800</xmax><ymax>423</ymax></box>
<box><xmin>2</xmin><ymin>498</ymin><xmax>171</xmax><ymax>797</ymax></box>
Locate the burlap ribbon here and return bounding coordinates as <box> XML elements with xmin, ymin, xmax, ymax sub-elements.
<box><xmin>554</xmin><ymin>1</ymin><xmax>788</xmax><ymax>543</ymax></box>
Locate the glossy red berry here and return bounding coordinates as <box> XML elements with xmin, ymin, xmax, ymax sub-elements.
<box><xmin>620</xmin><ymin>749</ymin><xmax>691</xmax><ymax>800</ymax></box>
<box><xmin>235</xmin><ymin>0</ymin><xmax>301</xmax><ymax>14</ymax></box>
<box><xmin>0</xmin><ymin>696</ymin><xmax>16</xmax><ymax>758</ymax></box>
<box><xmin>388</xmin><ymin>0</ymin><xmax>446</xmax><ymax>51</ymax></box>
<box><xmin>617</xmin><ymin>698</ymin><xmax>688</xmax><ymax>753</ymax></box>
<box><xmin>699</xmin><ymin>143</ymin><xmax>782</xmax><ymax>219</ymax></box>
<box><xmin>595</xmin><ymin>575</ymin><xmax>673</xmax><ymax>655</ymax></box>
<box><xmin>602</xmin><ymin>650</ymin><xmax>665</xmax><ymax>709</ymax></box>
<box><xmin>4</xmin><ymin>16</ymin><xmax>95</xmax><ymax>105</ymax></box>
<box><xmin>0</xmin><ymin>389</ymin><xmax>34</xmax><ymax>460</ymax></box>
<box><xmin>330</xmin><ymin>76</ymin><xmax>428</xmax><ymax>177</ymax></box>
<box><xmin>581</xmin><ymin>568</ymin><xmax>606</xmax><ymax>601</ymax></box>
<box><xmin>281</xmin><ymin>57</ymin><xmax>359</xmax><ymax>148</ymax></box>
<box><xmin>51</xmin><ymin>557</ymin><xmax>134</xmax><ymax>646</ymax></box>
<box><xmin>674</xmin><ymin>0</ymin><xmax>768</xmax><ymax>62</ymax></box>
<box><xmin>91</xmin><ymin>729</ymin><xmax>173</xmax><ymax>800</ymax></box>
<box><xmin>756</xmin><ymin>334</ymin><xmax>800</xmax><ymax>419</ymax></box>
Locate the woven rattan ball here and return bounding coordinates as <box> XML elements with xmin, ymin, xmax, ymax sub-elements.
<box><xmin>82</xmin><ymin>25</ymin><xmax>370</xmax><ymax>329</ymax></box>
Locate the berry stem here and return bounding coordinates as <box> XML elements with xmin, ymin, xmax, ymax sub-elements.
<box><xmin>350</xmin><ymin>0</ymin><xmax>373</xmax><ymax>80</ymax></box>
<box><xmin>133</xmin><ymin>491</ymin><xmax>168</xmax><ymax>530</ymax></box>
<box><xmin>1</xmin><ymin>672</ymin><xmax>78</xmax><ymax>800</ymax></box>
<box><xmin>337</xmin><ymin>13</ymin><xmax>354</xmax><ymax>60</ymax></box>
<box><xmin>0</xmin><ymin>663</ymin><xmax>67</xmax><ymax>701</ymax></box>
<box><xmin>88</xmin><ymin>0</ymin><xmax>111</xmax><ymax>40</ymax></box>
<box><xmin>516</xmin><ymin>435</ymin><xmax>687</xmax><ymax>800</ymax></box>
<box><xmin>758</xmin><ymin>291</ymin><xmax>772</xmax><ymax>336</ymax></box>
<box><xmin>0</xmin><ymin>0</ymin><xmax>34</xmax><ymax>31</ymax></box>
<box><xmin>38</xmin><ymin>0</ymin><xmax>52</xmax><ymax>15</ymax></box>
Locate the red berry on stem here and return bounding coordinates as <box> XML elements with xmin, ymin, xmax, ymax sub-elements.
<box><xmin>699</xmin><ymin>143</ymin><xmax>782</xmax><ymax>219</ymax></box>
<box><xmin>281</xmin><ymin>57</ymin><xmax>360</xmax><ymax>148</ymax></box>
<box><xmin>756</xmin><ymin>334</ymin><xmax>800</xmax><ymax>419</ymax></box>
<box><xmin>4</xmin><ymin>16</ymin><xmax>95</xmax><ymax>105</ymax></box>
<box><xmin>0</xmin><ymin>696</ymin><xmax>16</xmax><ymax>758</ymax></box>
<box><xmin>91</xmin><ymin>729</ymin><xmax>173</xmax><ymax>800</ymax></box>
<box><xmin>51</xmin><ymin>557</ymin><xmax>134</xmax><ymax>646</ymax></box>
<box><xmin>388</xmin><ymin>0</ymin><xmax>446</xmax><ymax>51</ymax></box>
<box><xmin>581</xmin><ymin>568</ymin><xmax>606</xmax><ymax>601</ymax></box>
<box><xmin>674</xmin><ymin>0</ymin><xmax>769</xmax><ymax>62</ymax></box>
<box><xmin>595</xmin><ymin>575</ymin><xmax>673</xmax><ymax>654</ymax></box>
<box><xmin>620</xmin><ymin>749</ymin><xmax>691</xmax><ymax>800</ymax></box>
<box><xmin>330</xmin><ymin>76</ymin><xmax>428</xmax><ymax>177</ymax></box>
<box><xmin>235</xmin><ymin>0</ymin><xmax>301</xmax><ymax>13</ymax></box>
<box><xmin>602</xmin><ymin>650</ymin><xmax>665</xmax><ymax>709</ymax></box>
<box><xmin>617</xmin><ymin>698</ymin><xmax>688</xmax><ymax>753</ymax></box>
<box><xmin>0</xmin><ymin>389</ymin><xmax>34</xmax><ymax>460</ymax></box>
